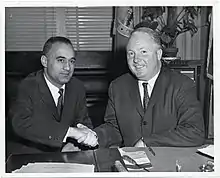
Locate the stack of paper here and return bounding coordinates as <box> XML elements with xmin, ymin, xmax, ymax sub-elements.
<box><xmin>118</xmin><ymin>147</ymin><xmax>152</xmax><ymax>171</ymax></box>
<box><xmin>197</xmin><ymin>145</ymin><xmax>214</xmax><ymax>158</ymax></box>
<box><xmin>12</xmin><ymin>162</ymin><xmax>95</xmax><ymax>173</ymax></box>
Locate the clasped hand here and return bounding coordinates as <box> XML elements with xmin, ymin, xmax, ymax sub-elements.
<box><xmin>69</xmin><ymin>123</ymin><xmax>98</xmax><ymax>147</ymax></box>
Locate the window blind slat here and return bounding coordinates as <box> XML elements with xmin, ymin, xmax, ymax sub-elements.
<box><xmin>65</xmin><ymin>6</ymin><xmax>113</xmax><ymax>51</ymax></box>
<box><xmin>6</xmin><ymin>7</ymin><xmax>56</xmax><ymax>51</ymax></box>
<box><xmin>6</xmin><ymin>7</ymin><xmax>113</xmax><ymax>51</ymax></box>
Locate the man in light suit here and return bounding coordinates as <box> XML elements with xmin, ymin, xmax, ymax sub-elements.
<box><xmin>9</xmin><ymin>36</ymin><xmax>98</xmax><ymax>153</ymax></box>
<box><xmin>80</xmin><ymin>27</ymin><xmax>205</xmax><ymax>148</ymax></box>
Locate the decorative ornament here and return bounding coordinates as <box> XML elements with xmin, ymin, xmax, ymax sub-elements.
<box><xmin>117</xmin><ymin>7</ymin><xmax>134</xmax><ymax>38</ymax></box>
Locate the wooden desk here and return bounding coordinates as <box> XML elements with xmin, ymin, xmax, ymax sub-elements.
<box><xmin>128</xmin><ymin>147</ymin><xmax>213</xmax><ymax>172</ymax></box>
<box><xmin>6</xmin><ymin>147</ymin><xmax>213</xmax><ymax>173</ymax></box>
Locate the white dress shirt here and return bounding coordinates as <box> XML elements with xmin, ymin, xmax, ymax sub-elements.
<box><xmin>44</xmin><ymin>74</ymin><xmax>65</xmax><ymax>106</ymax></box>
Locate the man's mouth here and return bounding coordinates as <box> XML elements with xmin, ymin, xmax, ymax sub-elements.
<box><xmin>61</xmin><ymin>73</ymin><xmax>70</xmax><ymax>76</ymax></box>
<box><xmin>134</xmin><ymin>65</ymin><xmax>145</xmax><ymax>70</ymax></box>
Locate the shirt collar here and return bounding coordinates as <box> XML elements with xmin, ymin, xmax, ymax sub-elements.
<box><xmin>44</xmin><ymin>73</ymin><xmax>65</xmax><ymax>92</ymax></box>
<box><xmin>138</xmin><ymin>69</ymin><xmax>160</xmax><ymax>89</ymax></box>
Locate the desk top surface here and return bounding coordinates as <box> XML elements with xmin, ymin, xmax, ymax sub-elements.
<box><xmin>6</xmin><ymin>146</ymin><xmax>213</xmax><ymax>173</ymax></box>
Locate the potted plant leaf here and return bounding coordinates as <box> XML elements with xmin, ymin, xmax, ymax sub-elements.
<box><xmin>137</xmin><ymin>6</ymin><xmax>208</xmax><ymax>57</ymax></box>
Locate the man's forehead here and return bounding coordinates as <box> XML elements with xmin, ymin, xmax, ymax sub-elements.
<box><xmin>51</xmin><ymin>42</ymin><xmax>73</xmax><ymax>49</ymax></box>
<box><xmin>48</xmin><ymin>42</ymin><xmax>74</xmax><ymax>54</ymax></box>
<box><xmin>130</xmin><ymin>31</ymin><xmax>152</xmax><ymax>41</ymax></box>
<box><xmin>127</xmin><ymin>32</ymin><xmax>153</xmax><ymax>48</ymax></box>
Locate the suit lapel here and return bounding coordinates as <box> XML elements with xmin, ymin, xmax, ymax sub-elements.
<box><xmin>140</xmin><ymin>67</ymin><xmax>167</xmax><ymax>135</ymax></box>
<box><xmin>128</xmin><ymin>74</ymin><xmax>145</xmax><ymax>118</ymax></box>
<box><xmin>148</xmin><ymin>67</ymin><xmax>167</xmax><ymax>109</ymax></box>
<box><xmin>37</xmin><ymin>71</ymin><xmax>59</xmax><ymax>120</ymax></box>
<box><xmin>61</xmin><ymin>80</ymin><xmax>77</xmax><ymax>122</ymax></box>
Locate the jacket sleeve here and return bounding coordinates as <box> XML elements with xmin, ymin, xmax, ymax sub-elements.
<box><xmin>10</xmin><ymin>81</ymin><xmax>69</xmax><ymax>148</ymax></box>
<box><xmin>74</xmin><ymin>85</ymin><xmax>93</xmax><ymax>129</ymax></box>
<box><xmin>145</xmin><ymin>79</ymin><xmax>205</xmax><ymax>147</ymax></box>
<box><xmin>94</xmin><ymin>83</ymin><xmax>123</xmax><ymax>148</ymax></box>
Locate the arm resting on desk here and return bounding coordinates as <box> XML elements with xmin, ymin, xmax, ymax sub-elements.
<box><xmin>10</xmin><ymin>76</ymin><xmax>93</xmax><ymax>149</ymax></box>
<box><xmin>145</xmin><ymin>80</ymin><xmax>205</xmax><ymax>147</ymax></box>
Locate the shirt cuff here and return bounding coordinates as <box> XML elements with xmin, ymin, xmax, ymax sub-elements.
<box><xmin>63</xmin><ymin>127</ymin><xmax>71</xmax><ymax>143</ymax></box>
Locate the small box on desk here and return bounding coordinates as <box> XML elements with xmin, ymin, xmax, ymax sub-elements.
<box><xmin>118</xmin><ymin>147</ymin><xmax>152</xmax><ymax>172</ymax></box>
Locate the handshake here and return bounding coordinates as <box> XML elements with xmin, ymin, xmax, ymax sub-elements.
<box><xmin>62</xmin><ymin>123</ymin><xmax>98</xmax><ymax>152</ymax></box>
<box><xmin>74</xmin><ymin>123</ymin><xmax>99</xmax><ymax>147</ymax></box>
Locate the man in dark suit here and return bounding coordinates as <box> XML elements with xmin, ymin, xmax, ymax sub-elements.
<box><xmin>9</xmin><ymin>36</ymin><xmax>98</xmax><ymax>153</ymax></box>
<box><xmin>80</xmin><ymin>27</ymin><xmax>205</xmax><ymax>148</ymax></box>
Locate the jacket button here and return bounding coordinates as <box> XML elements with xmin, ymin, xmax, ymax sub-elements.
<box><xmin>49</xmin><ymin>136</ymin><xmax>52</xmax><ymax>139</ymax></box>
<box><xmin>143</xmin><ymin>121</ymin><xmax>147</xmax><ymax>125</ymax></box>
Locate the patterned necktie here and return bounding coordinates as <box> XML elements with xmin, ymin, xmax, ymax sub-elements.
<box><xmin>142</xmin><ymin>83</ymin><xmax>150</xmax><ymax>113</ymax></box>
<box><xmin>57</xmin><ymin>88</ymin><xmax>64</xmax><ymax>121</ymax></box>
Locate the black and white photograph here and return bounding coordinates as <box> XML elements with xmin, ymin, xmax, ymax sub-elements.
<box><xmin>2</xmin><ymin>2</ymin><xmax>218</xmax><ymax>176</ymax></box>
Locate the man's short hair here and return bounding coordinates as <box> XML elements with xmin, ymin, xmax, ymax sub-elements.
<box><xmin>42</xmin><ymin>36</ymin><xmax>74</xmax><ymax>56</ymax></box>
<box><xmin>130</xmin><ymin>27</ymin><xmax>162</xmax><ymax>49</ymax></box>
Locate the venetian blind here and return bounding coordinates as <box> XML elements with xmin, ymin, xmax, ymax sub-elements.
<box><xmin>5</xmin><ymin>7</ymin><xmax>56</xmax><ymax>51</ymax></box>
<box><xmin>65</xmin><ymin>7</ymin><xmax>113</xmax><ymax>51</ymax></box>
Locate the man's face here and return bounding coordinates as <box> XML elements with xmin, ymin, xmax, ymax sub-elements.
<box><xmin>126</xmin><ymin>31</ymin><xmax>162</xmax><ymax>81</ymax></box>
<box><xmin>43</xmin><ymin>42</ymin><xmax>76</xmax><ymax>88</ymax></box>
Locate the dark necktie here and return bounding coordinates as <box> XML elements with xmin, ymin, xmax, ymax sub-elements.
<box><xmin>142</xmin><ymin>83</ymin><xmax>150</xmax><ymax>113</ymax></box>
<box><xmin>57</xmin><ymin>88</ymin><xmax>64</xmax><ymax>121</ymax></box>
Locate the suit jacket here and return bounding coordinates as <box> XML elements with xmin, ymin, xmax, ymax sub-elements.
<box><xmin>95</xmin><ymin>66</ymin><xmax>205</xmax><ymax>147</ymax></box>
<box><xmin>9</xmin><ymin>70</ymin><xmax>93</xmax><ymax>153</ymax></box>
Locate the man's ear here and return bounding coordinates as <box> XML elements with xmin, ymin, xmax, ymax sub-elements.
<box><xmin>156</xmin><ymin>48</ymin><xmax>163</xmax><ymax>61</ymax></box>
<box><xmin>41</xmin><ymin>55</ymin><xmax>48</xmax><ymax>68</ymax></box>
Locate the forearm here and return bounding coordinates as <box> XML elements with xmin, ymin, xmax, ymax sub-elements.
<box><xmin>144</xmin><ymin>123</ymin><xmax>205</xmax><ymax>147</ymax></box>
<box><xmin>78</xmin><ymin>115</ymin><xmax>93</xmax><ymax>129</ymax></box>
<box><xmin>94</xmin><ymin>123</ymin><xmax>123</xmax><ymax>148</ymax></box>
<box><xmin>94</xmin><ymin>82</ymin><xmax>123</xmax><ymax>148</ymax></box>
<box><xmin>75</xmin><ymin>92</ymin><xmax>93</xmax><ymax>129</ymax></box>
<box><xmin>12</xmin><ymin>114</ymin><xmax>69</xmax><ymax>148</ymax></box>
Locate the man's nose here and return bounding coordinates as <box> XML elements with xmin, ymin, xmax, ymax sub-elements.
<box><xmin>63</xmin><ymin>61</ymin><xmax>71</xmax><ymax>70</ymax></box>
<box><xmin>133</xmin><ymin>54</ymin><xmax>140</xmax><ymax>63</ymax></box>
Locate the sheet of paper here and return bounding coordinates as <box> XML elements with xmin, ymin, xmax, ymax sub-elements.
<box><xmin>197</xmin><ymin>145</ymin><xmax>214</xmax><ymax>158</ymax></box>
<box><xmin>12</xmin><ymin>162</ymin><xmax>95</xmax><ymax>173</ymax></box>
<box><xmin>118</xmin><ymin>147</ymin><xmax>152</xmax><ymax>171</ymax></box>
